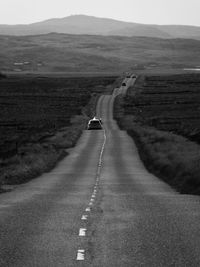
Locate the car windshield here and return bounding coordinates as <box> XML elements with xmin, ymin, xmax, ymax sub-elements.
<box><xmin>90</xmin><ymin>120</ymin><xmax>101</xmax><ymax>125</ymax></box>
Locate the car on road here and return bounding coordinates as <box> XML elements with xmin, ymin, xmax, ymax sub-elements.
<box><xmin>122</xmin><ymin>82</ymin><xmax>126</xmax><ymax>87</ymax></box>
<box><xmin>87</xmin><ymin>117</ymin><xmax>102</xmax><ymax>130</ymax></box>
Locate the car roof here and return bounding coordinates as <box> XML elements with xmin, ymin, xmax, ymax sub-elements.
<box><xmin>91</xmin><ymin>116</ymin><xmax>100</xmax><ymax>120</ymax></box>
<box><xmin>89</xmin><ymin>117</ymin><xmax>101</xmax><ymax>122</ymax></box>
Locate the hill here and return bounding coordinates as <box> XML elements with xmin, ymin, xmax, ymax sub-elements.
<box><xmin>1</xmin><ymin>15</ymin><xmax>200</xmax><ymax>40</ymax></box>
<box><xmin>1</xmin><ymin>33</ymin><xmax>200</xmax><ymax>73</ymax></box>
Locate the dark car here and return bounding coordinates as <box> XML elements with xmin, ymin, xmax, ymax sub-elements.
<box><xmin>122</xmin><ymin>82</ymin><xmax>126</xmax><ymax>87</ymax></box>
<box><xmin>87</xmin><ymin>117</ymin><xmax>102</xmax><ymax>130</ymax></box>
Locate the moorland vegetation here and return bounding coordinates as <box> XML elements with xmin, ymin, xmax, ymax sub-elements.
<box><xmin>0</xmin><ymin>74</ymin><xmax>117</xmax><ymax>189</ymax></box>
<box><xmin>114</xmin><ymin>73</ymin><xmax>200</xmax><ymax>194</ymax></box>
<box><xmin>1</xmin><ymin>33</ymin><xmax>200</xmax><ymax>73</ymax></box>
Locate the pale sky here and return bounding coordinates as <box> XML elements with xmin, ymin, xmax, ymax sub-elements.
<box><xmin>0</xmin><ymin>0</ymin><xmax>200</xmax><ymax>26</ymax></box>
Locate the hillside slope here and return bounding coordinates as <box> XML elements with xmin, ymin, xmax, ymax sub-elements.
<box><xmin>1</xmin><ymin>15</ymin><xmax>200</xmax><ymax>40</ymax></box>
<box><xmin>1</xmin><ymin>33</ymin><xmax>200</xmax><ymax>72</ymax></box>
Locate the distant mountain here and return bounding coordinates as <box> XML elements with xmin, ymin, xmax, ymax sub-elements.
<box><xmin>1</xmin><ymin>33</ymin><xmax>200</xmax><ymax>73</ymax></box>
<box><xmin>1</xmin><ymin>15</ymin><xmax>200</xmax><ymax>40</ymax></box>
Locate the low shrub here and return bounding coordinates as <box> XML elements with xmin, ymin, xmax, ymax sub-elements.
<box><xmin>114</xmin><ymin>94</ymin><xmax>200</xmax><ymax>195</ymax></box>
<box><xmin>0</xmin><ymin>102</ymin><xmax>90</xmax><ymax>187</ymax></box>
<box><xmin>2</xmin><ymin>145</ymin><xmax>66</xmax><ymax>185</ymax></box>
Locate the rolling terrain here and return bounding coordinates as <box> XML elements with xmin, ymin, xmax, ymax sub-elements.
<box><xmin>1</xmin><ymin>15</ymin><xmax>200</xmax><ymax>40</ymax></box>
<box><xmin>1</xmin><ymin>33</ymin><xmax>200</xmax><ymax>73</ymax></box>
<box><xmin>125</xmin><ymin>73</ymin><xmax>200</xmax><ymax>141</ymax></box>
<box><xmin>114</xmin><ymin>73</ymin><xmax>200</xmax><ymax>195</ymax></box>
<box><xmin>0</xmin><ymin>74</ymin><xmax>117</xmax><ymax>186</ymax></box>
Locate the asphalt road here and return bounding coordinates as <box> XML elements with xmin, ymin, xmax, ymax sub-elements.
<box><xmin>1</xmin><ymin>77</ymin><xmax>200</xmax><ymax>266</ymax></box>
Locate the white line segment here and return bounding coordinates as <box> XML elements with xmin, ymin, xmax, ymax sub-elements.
<box><xmin>79</xmin><ymin>228</ymin><xmax>87</xmax><ymax>236</ymax></box>
<box><xmin>85</xmin><ymin>207</ymin><xmax>91</xmax><ymax>212</ymax></box>
<box><xmin>77</xmin><ymin>250</ymin><xmax>85</xmax><ymax>260</ymax></box>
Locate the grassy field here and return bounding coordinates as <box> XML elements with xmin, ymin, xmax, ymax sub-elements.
<box><xmin>0</xmin><ymin>74</ymin><xmax>117</xmax><ymax>188</ymax></box>
<box><xmin>125</xmin><ymin>73</ymin><xmax>200</xmax><ymax>142</ymax></box>
<box><xmin>114</xmin><ymin>73</ymin><xmax>200</xmax><ymax>195</ymax></box>
<box><xmin>1</xmin><ymin>33</ymin><xmax>200</xmax><ymax>73</ymax></box>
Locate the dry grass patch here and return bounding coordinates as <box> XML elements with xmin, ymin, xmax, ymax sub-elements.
<box><xmin>114</xmin><ymin>94</ymin><xmax>200</xmax><ymax>195</ymax></box>
<box><xmin>0</xmin><ymin>114</ymin><xmax>88</xmax><ymax>186</ymax></box>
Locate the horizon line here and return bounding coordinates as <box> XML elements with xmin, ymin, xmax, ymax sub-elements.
<box><xmin>0</xmin><ymin>14</ymin><xmax>200</xmax><ymax>28</ymax></box>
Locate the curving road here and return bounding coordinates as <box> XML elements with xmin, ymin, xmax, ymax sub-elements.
<box><xmin>0</xmin><ymin>77</ymin><xmax>200</xmax><ymax>266</ymax></box>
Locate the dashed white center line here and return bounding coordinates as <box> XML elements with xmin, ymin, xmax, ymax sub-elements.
<box><xmin>76</xmin><ymin>117</ymin><xmax>106</xmax><ymax>261</ymax></box>
<box><xmin>76</xmin><ymin>249</ymin><xmax>85</xmax><ymax>261</ymax></box>
<box><xmin>79</xmin><ymin>228</ymin><xmax>87</xmax><ymax>236</ymax></box>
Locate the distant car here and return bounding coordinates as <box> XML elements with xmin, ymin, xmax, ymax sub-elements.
<box><xmin>132</xmin><ymin>75</ymin><xmax>136</xmax><ymax>78</ymax></box>
<box><xmin>87</xmin><ymin>117</ymin><xmax>102</xmax><ymax>130</ymax></box>
<box><xmin>122</xmin><ymin>82</ymin><xmax>126</xmax><ymax>87</ymax></box>
<box><xmin>126</xmin><ymin>75</ymin><xmax>131</xmax><ymax>78</ymax></box>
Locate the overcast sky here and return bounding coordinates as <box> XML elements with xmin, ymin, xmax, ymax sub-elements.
<box><xmin>0</xmin><ymin>0</ymin><xmax>200</xmax><ymax>26</ymax></box>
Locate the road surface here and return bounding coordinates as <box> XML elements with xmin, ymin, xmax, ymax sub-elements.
<box><xmin>0</xmin><ymin>77</ymin><xmax>200</xmax><ymax>266</ymax></box>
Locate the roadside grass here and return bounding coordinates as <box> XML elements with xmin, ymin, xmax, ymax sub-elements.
<box><xmin>0</xmin><ymin>75</ymin><xmax>116</xmax><ymax>189</ymax></box>
<box><xmin>0</xmin><ymin>114</ymin><xmax>88</xmax><ymax>187</ymax></box>
<box><xmin>125</xmin><ymin>73</ymin><xmax>200</xmax><ymax>143</ymax></box>
<box><xmin>1</xmin><ymin>145</ymin><xmax>65</xmax><ymax>186</ymax></box>
<box><xmin>114</xmin><ymin>94</ymin><xmax>200</xmax><ymax>195</ymax></box>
